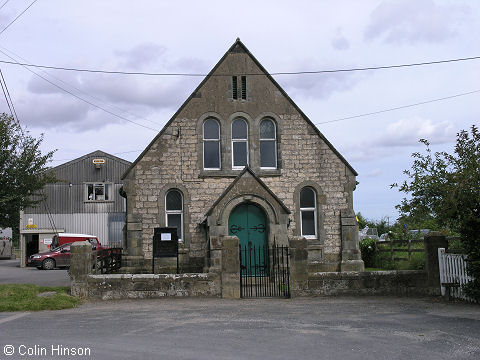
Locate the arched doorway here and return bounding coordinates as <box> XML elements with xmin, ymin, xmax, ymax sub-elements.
<box><xmin>228</xmin><ymin>203</ymin><xmax>268</xmax><ymax>276</ymax></box>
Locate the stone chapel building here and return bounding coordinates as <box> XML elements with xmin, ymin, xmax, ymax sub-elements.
<box><xmin>121</xmin><ymin>39</ymin><xmax>364</xmax><ymax>273</ymax></box>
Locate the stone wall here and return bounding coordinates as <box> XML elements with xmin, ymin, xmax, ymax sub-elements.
<box><xmin>72</xmin><ymin>235</ymin><xmax>239</xmax><ymax>300</ymax></box>
<box><xmin>123</xmin><ymin>45</ymin><xmax>356</xmax><ymax>273</ymax></box>
<box><xmin>305</xmin><ymin>271</ymin><xmax>432</xmax><ymax>297</ymax></box>
<box><xmin>72</xmin><ymin>236</ymin><xmax>438</xmax><ymax>300</ymax></box>
<box><xmin>86</xmin><ymin>273</ymin><xmax>221</xmax><ymax>300</ymax></box>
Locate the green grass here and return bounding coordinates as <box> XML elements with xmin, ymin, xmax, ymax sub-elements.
<box><xmin>0</xmin><ymin>284</ymin><xmax>82</xmax><ymax>312</ymax></box>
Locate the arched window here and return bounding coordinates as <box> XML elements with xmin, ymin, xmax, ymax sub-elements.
<box><xmin>165</xmin><ymin>189</ymin><xmax>183</xmax><ymax>242</ymax></box>
<box><xmin>300</xmin><ymin>187</ymin><xmax>317</xmax><ymax>239</ymax></box>
<box><xmin>203</xmin><ymin>118</ymin><xmax>220</xmax><ymax>170</ymax></box>
<box><xmin>232</xmin><ymin>118</ymin><xmax>249</xmax><ymax>169</ymax></box>
<box><xmin>260</xmin><ymin>118</ymin><xmax>277</xmax><ymax>169</ymax></box>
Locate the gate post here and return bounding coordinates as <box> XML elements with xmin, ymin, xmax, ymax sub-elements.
<box><xmin>424</xmin><ymin>232</ymin><xmax>448</xmax><ymax>295</ymax></box>
<box><xmin>221</xmin><ymin>236</ymin><xmax>241</xmax><ymax>299</ymax></box>
<box><xmin>70</xmin><ymin>241</ymin><xmax>92</xmax><ymax>299</ymax></box>
<box><xmin>289</xmin><ymin>236</ymin><xmax>308</xmax><ymax>297</ymax></box>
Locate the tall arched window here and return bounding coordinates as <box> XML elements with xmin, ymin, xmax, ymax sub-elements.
<box><xmin>203</xmin><ymin>118</ymin><xmax>220</xmax><ymax>170</ymax></box>
<box><xmin>165</xmin><ymin>189</ymin><xmax>183</xmax><ymax>242</ymax></box>
<box><xmin>300</xmin><ymin>187</ymin><xmax>317</xmax><ymax>239</ymax></box>
<box><xmin>260</xmin><ymin>118</ymin><xmax>277</xmax><ymax>169</ymax></box>
<box><xmin>232</xmin><ymin>118</ymin><xmax>248</xmax><ymax>169</ymax></box>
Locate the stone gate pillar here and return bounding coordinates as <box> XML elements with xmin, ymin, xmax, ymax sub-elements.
<box><xmin>289</xmin><ymin>236</ymin><xmax>308</xmax><ymax>297</ymax></box>
<box><xmin>70</xmin><ymin>241</ymin><xmax>92</xmax><ymax>299</ymax></box>
<box><xmin>221</xmin><ymin>236</ymin><xmax>240</xmax><ymax>299</ymax></box>
<box><xmin>340</xmin><ymin>210</ymin><xmax>365</xmax><ymax>272</ymax></box>
<box><xmin>424</xmin><ymin>232</ymin><xmax>448</xmax><ymax>293</ymax></box>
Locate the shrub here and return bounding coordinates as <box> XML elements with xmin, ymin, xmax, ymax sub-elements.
<box><xmin>359</xmin><ymin>237</ymin><xmax>377</xmax><ymax>268</ymax></box>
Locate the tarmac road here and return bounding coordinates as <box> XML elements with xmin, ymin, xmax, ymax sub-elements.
<box><xmin>0</xmin><ymin>259</ymin><xmax>70</xmax><ymax>287</ymax></box>
<box><xmin>0</xmin><ymin>297</ymin><xmax>479</xmax><ymax>360</ymax></box>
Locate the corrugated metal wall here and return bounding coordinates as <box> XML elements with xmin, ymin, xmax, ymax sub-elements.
<box><xmin>22</xmin><ymin>212</ymin><xmax>125</xmax><ymax>246</ymax></box>
<box><xmin>25</xmin><ymin>151</ymin><xmax>130</xmax><ymax>214</ymax></box>
<box><xmin>27</xmin><ymin>183</ymin><xmax>126</xmax><ymax>214</ymax></box>
<box><xmin>21</xmin><ymin>150</ymin><xmax>131</xmax><ymax>247</ymax></box>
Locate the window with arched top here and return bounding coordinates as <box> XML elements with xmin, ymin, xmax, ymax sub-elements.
<box><xmin>300</xmin><ymin>187</ymin><xmax>317</xmax><ymax>239</ymax></box>
<box><xmin>203</xmin><ymin>118</ymin><xmax>221</xmax><ymax>170</ymax></box>
<box><xmin>231</xmin><ymin>118</ymin><xmax>249</xmax><ymax>169</ymax></box>
<box><xmin>165</xmin><ymin>189</ymin><xmax>183</xmax><ymax>242</ymax></box>
<box><xmin>260</xmin><ymin>118</ymin><xmax>277</xmax><ymax>169</ymax></box>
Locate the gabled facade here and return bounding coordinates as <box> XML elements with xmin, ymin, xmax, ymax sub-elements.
<box><xmin>19</xmin><ymin>150</ymin><xmax>131</xmax><ymax>267</ymax></box>
<box><xmin>122</xmin><ymin>39</ymin><xmax>363</xmax><ymax>273</ymax></box>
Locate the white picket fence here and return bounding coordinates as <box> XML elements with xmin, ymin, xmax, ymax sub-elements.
<box><xmin>438</xmin><ymin>248</ymin><xmax>473</xmax><ymax>301</ymax></box>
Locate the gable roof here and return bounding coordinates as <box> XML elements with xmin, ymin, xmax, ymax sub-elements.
<box><xmin>204</xmin><ymin>166</ymin><xmax>291</xmax><ymax>219</ymax></box>
<box><xmin>122</xmin><ymin>39</ymin><xmax>357</xmax><ymax>179</ymax></box>
<box><xmin>53</xmin><ymin>150</ymin><xmax>131</xmax><ymax>170</ymax></box>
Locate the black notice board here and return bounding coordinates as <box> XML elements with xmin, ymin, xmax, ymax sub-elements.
<box><xmin>152</xmin><ymin>227</ymin><xmax>179</xmax><ymax>274</ymax></box>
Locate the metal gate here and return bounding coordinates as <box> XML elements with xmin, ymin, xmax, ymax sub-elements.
<box><xmin>239</xmin><ymin>244</ymin><xmax>290</xmax><ymax>298</ymax></box>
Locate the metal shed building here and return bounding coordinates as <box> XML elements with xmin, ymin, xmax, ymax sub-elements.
<box><xmin>19</xmin><ymin>150</ymin><xmax>131</xmax><ymax>267</ymax></box>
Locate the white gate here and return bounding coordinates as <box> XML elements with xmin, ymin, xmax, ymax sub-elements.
<box><xmin>438</xmin><ymin>248</ymin><xmax>473</xmax><ymax>301</ymax></box>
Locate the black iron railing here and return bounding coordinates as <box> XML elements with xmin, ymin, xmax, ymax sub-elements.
<box><xmin>239</xmin><ymin>244</ymin><xmax>290</xmax><ymax>298</ymax></box>
<box><xmin>93</xmin><ymin>248</ymin><xmax>122</xmax><ymax>274</ymax></box>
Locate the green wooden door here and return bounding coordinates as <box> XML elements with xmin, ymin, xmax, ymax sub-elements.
<box><xmin>228</xmin><ymin>204</ymin><xmax>268</xmax><ymax>276</ymax></box>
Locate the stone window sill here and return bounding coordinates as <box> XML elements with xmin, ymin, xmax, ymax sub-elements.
<box><xmin>198</xmin><ymin>169</ymin><xmax>281</xmax><ymax>178</ymax></box>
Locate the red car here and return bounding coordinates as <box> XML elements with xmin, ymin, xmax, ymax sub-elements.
<box><xmin>27</xmin><ymin>241</ymin><xmax>105</xmax><ymax>270</ymax></box>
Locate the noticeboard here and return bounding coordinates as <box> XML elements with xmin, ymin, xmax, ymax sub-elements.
<box><xmin>152</xmin><ymin>227</ymin><xmax>179</xmax><ymax>274</ymax></box>
<box><xmin>153</xmin><ymin>227</ymin><xmax>178</xmax><ymax>258</ymax></box>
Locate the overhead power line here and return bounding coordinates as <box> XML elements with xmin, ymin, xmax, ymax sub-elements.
<box><xmin>0</xmin><ymin>68</ymin><xmax>19</xmax><ymax>125</ymax></box>
<box><xmin>0</xmin><ymin>48</ymin><xmax>161</xmax><ymax>133</ymax></box>
<box><xmin>0</xmin><ymin>0</ymin><xmax>38</xmax><ymax>36</ymax></box>
<box><xmin>0</xmin><ymin>1</ymin><xmax>11</xmax><ymax>12</ymax></box>
<box><xmin>50</xmin><ymin>88</ymin><xmax>480</xmax><ymax>163</ymax></box>
<box><xmin>51</xmin><ymin>149</ymin><xmax>144</xmax><ymax>162</ymax></box>
<box><xmin>0</xmin><ymin>69</ymin><xmax>15</xmax><ymax>118</ymax></box>
<box><xmin>0</xmin><ymin>55</ymin><xmax>479</xmax><ymax>77</ymax></box>
<box><xmin>315</xmin><ymin>89</ymin><xmax>480</xmax><ymax>125</ymax></box>
<box><xmin>0</xmin><ymin>45</ymin><xmax>165</xmax><ymax>128</ymax></box>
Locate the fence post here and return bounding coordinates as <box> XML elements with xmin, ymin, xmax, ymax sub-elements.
<box><xmin>390</xmin><ymin>239</ymin><xmax>394</xmax><ymax>262</ymax></box>
<box><xmin>424</xmin><ymin>232</ymin><xmax>448</xmax><ymax>295</ymax></box>
<box><xmin>437</xmin><ymin>248</ymin><xmax>446</xmax><ymax>297</ymax></box>
<box><xmin>70</xmin><ymin>241</ymin><xmax>92</xmax><ymax>299</ymax></box>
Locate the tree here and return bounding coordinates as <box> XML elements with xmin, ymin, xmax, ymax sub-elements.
<box><xmin>0</xmin><ymin>113</ymin><xmax>56</xmax><ymax>235</ymax></box>
<box><xmin>356</xmin><ymin>212</ymin><xmax>392</xmax><ymax>236</ymax></box>
<box><xmin>393</xmin><ymin>125</ymin><xmax>480</xmax><ymax>300</ymax></box>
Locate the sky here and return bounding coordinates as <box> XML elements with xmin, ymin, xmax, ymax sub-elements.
<box><xmin>0</xmin><ymin>0</ymin><xmax>479</xmax><ymax>223</ymax></box>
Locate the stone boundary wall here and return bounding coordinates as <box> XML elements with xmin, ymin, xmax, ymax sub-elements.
<box><xmin>71</xmin><ymin>235</ymin><xmax>446</xmax><ymax>300</ymax></box>
<box><xmin>84</xmin><ymin>273</ymin><xmax>221</xmax><ymax>300</ymax></box>
<box><xmin>303</xmin><ymin>270</ymin><xmax>433</xmax><ymax>297</ymax></box>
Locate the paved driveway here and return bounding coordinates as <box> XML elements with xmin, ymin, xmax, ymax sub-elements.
<box><xmin>0</xmin><ymin>297</ymin><xmax>479</xmax><ymax>359</ymax></box>
<box><xmin>0</xmin><ymin>259</ymin><xmax>70</xmax><ymax>287</ymax></box>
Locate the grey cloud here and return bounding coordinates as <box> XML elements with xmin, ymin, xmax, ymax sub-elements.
<box><xmin>17</xmin><ymin>94</ymin><xmax>91</xmax><ymax>130</ymax></box>
<box><xmin>115</xmin><ymin>43</ymin><xmax>167</xmax><ymax>69</ymax></box>
<box><xmin>331</xmin><ymin>30</ymin><xmax>350</xmax><ymax>51</ymax></box>
<box><xmin>26</xmin><ymin>43</ymin><xmax>206</xmax><ymax>114</ymax></box>
<box><xmin>365</xmin><ymin>0</ymin><xmax>469</xmax><ymax>44</ymax></box>
<box><xmin>343</xmin><ymin>117</ymin><xmax>456</xmax><ymax>164</ymax></box>
<box><xmin>78</xmin><ymin>74</ymin><xmax>198</xmax><ymax>109</ymax></box>
<box><xmin>331</xmin><ymin>36</ymin><xmax>350</xmax><ymax>51</ymax></box>
<box><xmin>364</xmin><ymin>169</ymin><xmax>383</xmax><ymax>178</ymax></box>
<box><xmin>27</xmin><ymin>72</ymin><xmax>81</xmax><ymax>95</ymax></box>
<box><xmin>278</xmin><ymin>59</ymin><xmax>364</xmax><ymax>99</ymax></box>
<box><xmin>376</xmin><ymin>117</ymin><xmax>456</xmax><ymax>147</ymax></box>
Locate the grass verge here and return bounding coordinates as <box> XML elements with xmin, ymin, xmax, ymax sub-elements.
<box><xmin>0</xmin><ymin>284</ymin><xmax>81</xmax><ymax>312</ymax></box>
